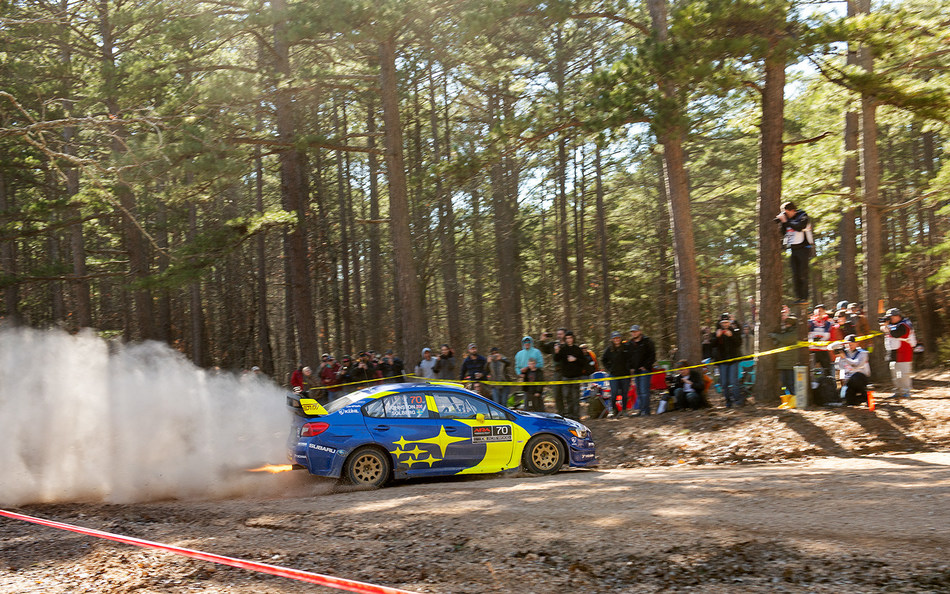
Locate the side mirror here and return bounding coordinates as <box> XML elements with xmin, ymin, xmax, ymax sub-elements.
<box><xmin>475</xmin><ymin>413</ymin><xmax>485</xmax><ymax>423</ymax></box>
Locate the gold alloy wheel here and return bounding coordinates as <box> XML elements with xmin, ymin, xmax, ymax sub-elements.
<box><xmin>352</xmin><ymin>453</ymin><xmax>383</xmax><ymax>484</ymax></box>
<box><xmin>531</xmin><ymin>441</ymin><xmax>560</xmax><ymax>471</ymax></box>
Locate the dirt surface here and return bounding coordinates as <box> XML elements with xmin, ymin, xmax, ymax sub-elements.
<box><xmin>2</xmin><ymin>375</ymin><xmax>950</xmax><ymax>593</ymax></box>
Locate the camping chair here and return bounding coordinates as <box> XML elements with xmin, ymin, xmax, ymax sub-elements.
<box><xmin>738</xmin><ymin>359</ymin><xmax>756</xmax><ymax>400</ymax></box>
<box><xmin>586</xmin><ymin>371</ymin><xmax>612</xmax><ymax>418</ymax></box>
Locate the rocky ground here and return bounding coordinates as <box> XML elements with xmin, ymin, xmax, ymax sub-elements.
<box><xmin>1</xmin><ymin>372</ymin><xmax>949</xmax><ymax>593</ymax></box>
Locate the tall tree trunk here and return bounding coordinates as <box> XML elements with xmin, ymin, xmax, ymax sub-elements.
<box><xmin>99</xmin><ymin>1</ymin><xmax>153</xmax><ymax>340</ymax></box>
<box><xmin>647</xmin><ymin>0</ymin><xmax>702</xmax><ymax>364</ymax></box>
<box><xmin>595</xmin><ymin>141</ymin><xmax>610</xmax><ymax>337</ymax></box>
<box><xmin>333</xmin><ymin>99</ymin><xmax>354</xmax><ymax>355</ymax></box>
<box><xmin>367</xmin><ymin>97</ymin><xmax>384</xmax><ymax>350</ymax></box>
<box><xmin>273</xmin><ymin>0</ymin><xmax>318</xmax><ymax>366</ymax></box>
<box><xmin>553</xmin><ymin>29</ymin><xmax>573</xmax><ymax>329</ymax></box>
<box><xmin>471</xmin><ymin>190</ymin><xmax>487</xmax><ymax>348</ymax></box>
<box><xmin>574</xmin><ymin>146</ymin><xmax>587</xmax><ymax>338</ymax></box>
<box><xmin>857</xmin><ymin>0</ymin><xmax>886</xmax><ymax>381</ymax></box>
<box><xmin>0</xmin><ymin>168</ymin><xmax>20</xmax><ymax>326</ymax></box>
<box><xmin>255</xmin><ymin>145</ymin><xmax>275</xmax><ymax>375</ymax></box>
<box><xmin>188</xmin><ymin>202</ymin><xmax>207</xmax><ymax>366</ymax></box>
<box><xmin>430</xmin><ymin>60</ymin><xmax>462</xmax><ymax>351</ymax></box>
<box><xmin>754</xmin><ymin>42</ymin><xmax>786</xmax><ymax>405</ymax></box>
<box><xmin>490</xmin><ymin>87</ymin><xmax>520</xmax><ymax>351</ymax></box>
<box><xmin>379</xmin><ymin>37</ymin><xmax>425</xmax><ymax>360</ymax></box>
<box><xmin>837</xmin><ymin>0</ymin><xmax>861</xmax><ymax>303</ymax></box>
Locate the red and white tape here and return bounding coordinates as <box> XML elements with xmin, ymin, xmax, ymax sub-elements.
<box><xmin>0</xmin><ymin>509</ymin><xmax>418</xmax><ymax>594</ymax></box>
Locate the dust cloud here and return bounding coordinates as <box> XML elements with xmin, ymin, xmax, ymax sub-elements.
<box><xmin>0</xmin><ymin>328</ymin><xmax>295</xmax><ymax>506</ymax></box>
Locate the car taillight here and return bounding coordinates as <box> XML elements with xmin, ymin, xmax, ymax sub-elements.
<box><xmin>301</xmin><ymin>422</ymin><xmax>329</xmax><ymax>437</ymax></box>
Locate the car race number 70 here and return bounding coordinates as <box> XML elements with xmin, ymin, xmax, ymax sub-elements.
<box><xmin>471</xmin><ymin>425</ymin><xmax>512</xmax><ymax>443</ymax></box>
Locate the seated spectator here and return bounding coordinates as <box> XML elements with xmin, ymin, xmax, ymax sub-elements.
<box><xmin>835</xmin><ymin>335</ymin><xmax>870</xmax><ymax>405</ymax></box>
<box><xmin>669</xmin><ymin>360</ymin><xmax>708</xmax><ymax>411</ymax></box>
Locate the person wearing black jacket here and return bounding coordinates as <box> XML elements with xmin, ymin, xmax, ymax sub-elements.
<box><xmin>602</xmin><ymin>331</ymin><xmax>631</xmax><ymax>416</ymax></box>
<box><xmin>628</xmin><ymin>325</ymin><xmax>656</xmax><ymax>416</ymax></box>
<box><xmin>459</xmin><ymin>343</ymin><xmax>488</xmax><ymax>394</ymax></box>
<box><xmin>713</xmin><ymin>313</ymin><xmax>744</xmax><ymax>407</ymax></box>
<box><xmin>776</xmin><ymin>201</ymin><xmax>813</xmax><ymax>305</ymax></box>
<box><xmin>553</xmin><ymin>331</ymin><xmax>588</xmax><ymax>420</ymax></box>
<box><xmin>669</xmin><ymin>361</ymin><xmax>709</xmax><ymax>410</ymax></box>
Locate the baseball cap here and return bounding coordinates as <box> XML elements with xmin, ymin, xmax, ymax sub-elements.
<box><xmin>629</xmin><ymin>325</ymin><xmax>641</xmax><ymax>332</ymax></box>
<box><xmin>611</xmin><ymin>331</ymin><xmax>622</xmax><ymax>339</ymax></box>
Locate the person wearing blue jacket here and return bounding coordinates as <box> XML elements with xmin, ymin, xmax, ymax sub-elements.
<box><xmin>515</xmin><ymin>336</ymin><xmax>544</xmax><ymax>375</ymax></box>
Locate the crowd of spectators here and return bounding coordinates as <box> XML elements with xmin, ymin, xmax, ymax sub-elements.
<box><xmin>284</xmin><ymin>300</ymin><xmax>915</xmax><ymax>419</ymax></box>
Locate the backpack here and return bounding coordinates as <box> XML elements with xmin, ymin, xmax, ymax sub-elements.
<box><xmin>812</xmin><ymin>375</ymin><xmax>838</xmax><ymax>406</ymax></box>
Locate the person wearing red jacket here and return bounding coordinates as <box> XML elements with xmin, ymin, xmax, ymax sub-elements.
<box><xmin>882</xmin><ymin>307</ymin><xmax>915</xmax><ymax>398</ymax></box>
<box><xmin>808</xmin><ymin>305</ymin><xmax>833</xmax><ymax>374</ymax></box>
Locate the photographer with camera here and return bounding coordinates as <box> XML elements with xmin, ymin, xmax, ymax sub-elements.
<box><xmin>834</xmin><ymin>335</ymin><xmax>870</xmax><ymax>405</ymax></box>
<box><xmin>713</xmin><ymin>313</ymin><xmax>744</xmax><ymax>407</ymax></box>
<box><xmin>775</xmin><ymin>201</ymin><xmax>813</xmax><ymax>305</ymax></box>
<box><xmin>540</xmin><ymin>328</ymin><xmax>568</xmax><ymax>416</ymax></box>
<box><xmin>881</xmin><ymin>308</ymin><xmax>916</xmax><ymax>398</ymax></box>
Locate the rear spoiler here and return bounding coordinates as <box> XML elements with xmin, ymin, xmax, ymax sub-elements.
<box><xmin>286</xmin><ymin>393</ymin><xmax>328</xmax><ymax>417</ymax></box>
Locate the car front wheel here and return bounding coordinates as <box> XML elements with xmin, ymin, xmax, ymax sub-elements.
<box><xmin>522</xmin><ymin>435</ymin><xmax>565</xmax><ymax>475</ymax></box>
<box><xmin>343</xmin><ymin>446</ymin><xmax>391</xmax><ymax>488</ymax></box>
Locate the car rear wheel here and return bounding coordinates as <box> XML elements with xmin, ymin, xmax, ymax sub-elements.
<box><xmin>343</xmin><ymin>447</ymin><xmax>391</xmax><ymax>488</ymax></box>
<box><xmin>522</xmin><ymin>435</ymin><xmax>565</xmax><ymax>475</ymax></box>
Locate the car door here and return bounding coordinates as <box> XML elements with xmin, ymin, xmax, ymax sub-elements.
<box><xmin>363</xmin><ymin>391</ymin><xmax>470</xmax><ymax>477</ymax></box>
<box><xmin>429</xmin><ymin>391</ymin><xmax>516</xmax><ymax>473</ymax></box>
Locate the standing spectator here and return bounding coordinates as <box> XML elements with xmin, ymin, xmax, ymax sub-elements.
<box><xmin>414</xmin><ymin>348</ymin><xmax>438</xmax><ymax>379</ymax></box>
<box><xmin>882</xmin><ymin>307</ymin><xmax>916</xmax><ymax>398</ymax></box>
<box><xmin>459</xmin><ymin>343</ymin><xmax>488</xmax><ymax>393</ymax></box>
<box><xmin>302</xmin><ymin>366</ymin><xmax>317</xmax><ymax>395</ymax></box>
<box><xmin>628</xmin><ymin>325</ymin><xmax>657</xmax><ymax>416</ymax></box>
<box><xmin>669</xmin><ymin>360</ymin><xmax>708</xmax><ymax>411</ymax></box>
<box><xmin>485</xmin><ymin>347</ymin><xmax>512</xmax><ymax>406</ymax></box>
<box><xmin>700</xmin><ymin>326</ymin><xmax>713</xmax><ymax>360</ymax></box>
<box><xmin>290</xmin><ymin>364</ymin><xmax>306</xmax><ymax>394</ymax></box>
<box><xmin>336</xmin><ymin>357</ymin><xmax>354</xmax><ymax>393</ymax></box>
<box><xmin>775</xmin><ymin>200</ymin><xmax>813</xmax><ymax>305</ymax></box>
<box><xmin>835</xmin><ymin>335</ymin><xmax>871</xmax><ymax>405</ymax></box>
<box><xmin>379</xmin><ymin>350</ymin><xmax>405</xmax><ymax>382</ymax></box>
<box><xmin>319</xmin><ymin>356</ymin><xmax>343</xmax><ymax>401</ymax></box>
<box><xmin>539</xmin><ymin>328</ymin><xmax>567</xmax><ymax>415</ymax></box>
<box><xmin>769</xmin><ymin>315</ymin><xmax>800</xmax><ymax>396</ymax></box>
<box><xmin>434</xmin><ymin>344</ymin><xmax>456</xmax><ymax>380</ymax></box>
<box><xmin>831</xmin><ymin>309</ymin><xmax>855</xmax><ymax>342</ymax></box>
<box><xmin>515</xmin><ymin>336</ymin><xmax>544</xmax><ymax>375</ymax></box>
<box><xmin>848</xmin><ymin>302</ymin><xmax>872</xmax><ymax>347</ymax></box>
<box><xmin>808</xmin><ymin>304</ymin><xmax>833</xmax><ymax>374</ymax></box>
<box><xmin>713</xmin><ymin>313</ymin><xmax>744</xmax><ymax>407</ymax></box>
<box><xmin>521</xmin><ymin>358</ymin><xmax>545</xmax><ymax>412</ymax></box>
<box><xmin>602</xmin><ymin>331</ymin><xmax>631</xmax><ymax>417</ymax></box>
<box><xmin>741</xmin><ymin>323</ymin><xmax>754</xmax><ymax>356</ymax></box>
<box><xmin>553</xmin><ymin>331</ymin><xmax>587</xmax><ymax>419</ymax></box>
<box><xmin>348</xmin><ymin>352</ymin><xmax>377</xmax><ymax>387</ymax></box>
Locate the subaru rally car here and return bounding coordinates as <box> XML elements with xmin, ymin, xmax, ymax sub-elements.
<box><xmin>287</xmin><ymin>382</ymin><xmax>597</xmax><ymax>488</ymax></box>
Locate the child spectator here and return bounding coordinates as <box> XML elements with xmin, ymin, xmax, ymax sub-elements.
<box><xmin>521</xmin><ymin>358</ymin><xmax>545</xmax><ymax>411</ymax></box>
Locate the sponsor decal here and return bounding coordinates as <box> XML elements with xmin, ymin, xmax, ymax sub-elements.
<box><xmin>340</xmin><ymin>406</ymin><xmax>361</xmax><ymax>414</ymax></box>
<box><xmin>308</xmin><ymin>443</ymin><xmax>337</xmax><ymax>454</ymax></box>
<box><xmin>471</xmin><ymin>425</ymin><xmax>512</xmax><ymax>443</ymax></box>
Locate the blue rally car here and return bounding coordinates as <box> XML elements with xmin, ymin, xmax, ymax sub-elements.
<box><xmin>287</xmin><ymin>382</ymin><xmax>597</xmax><ymax>488</ymax></box>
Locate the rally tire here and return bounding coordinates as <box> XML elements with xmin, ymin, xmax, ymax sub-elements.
<box><xmin>343</xmin><ymin>446</ymin><xmax>391</xmax><ymax>488</ymax></box>
<box><xmin>522</xmin><ymin>435</ymin><xmax>565</xmax><ymax>475</ymax></box>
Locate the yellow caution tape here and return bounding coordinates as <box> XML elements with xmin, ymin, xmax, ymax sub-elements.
<box><xmin>298</xmin><ymin>331</ymin><xmax>884</xmax><ymax>391</ymax></box>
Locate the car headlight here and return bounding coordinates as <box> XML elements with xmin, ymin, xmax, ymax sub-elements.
<box><xmin>570</xmin><ymin>425</ymin><xmax>590</xmax><ymax>439</ymax></box>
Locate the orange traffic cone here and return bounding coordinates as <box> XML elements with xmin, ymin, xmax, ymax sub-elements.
<box><xmin>867</xmin><ymin>389</ymin><xmax>875</xmax><ymax>411</ymax></box>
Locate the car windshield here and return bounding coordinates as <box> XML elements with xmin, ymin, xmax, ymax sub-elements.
<box><xmin>323</xmin><ymin>392</ymin><xmax>367</xmax><ymax>414</ymax></box>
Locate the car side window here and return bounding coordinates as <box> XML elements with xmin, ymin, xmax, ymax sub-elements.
<box><xmin>363</xmin><ymin>399</ymin><xmax>385</xmax><ymax>418</ymax></box>
<box><xmin>381</xmin><ymin>393</ymin><xmax>430</xmax><ymax>419</ymax></box>
<box><xmin>488</xmin><ymin>404</ymin><xmax>510</xmax><ymax>421</ymax></box>
<box><xmin>431</xmin><ymin>392</ymin><xmax>491</xmax><ymax>420</ymax></box>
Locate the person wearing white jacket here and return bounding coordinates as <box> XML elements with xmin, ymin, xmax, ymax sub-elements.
<box><xmin>835</xmin><ymin>335</ymin><xmax>870</xmax><ymax>405</ymax></box>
